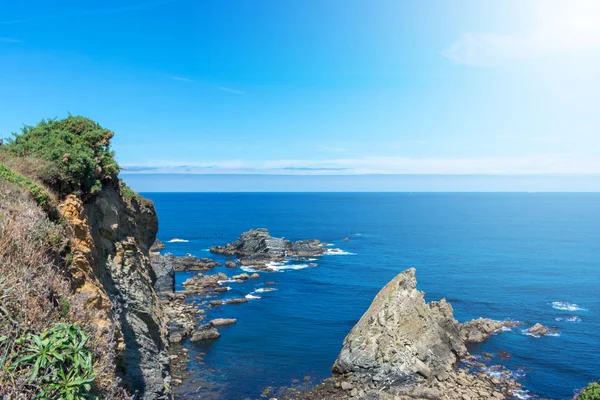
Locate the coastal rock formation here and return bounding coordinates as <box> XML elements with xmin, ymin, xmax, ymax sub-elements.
<box><xmin>527</xmin><ymin>323</ymin><xmax>556</xmax><ymax>337</ymax></box>
<box><xmin>225</xmin><ymin>260</ymin><xmax>237</xmax><ymax>268</ymax></box>
<box><xmin>190</xmin><ymin>324</ymin><xmax>220</xmax><ymax>342</ymax></box>
<box><xmin>150</xmin><ymin>238</ymin><xmax>165</xmax><ymax>252</ymax></box>
<box><xmin>460</xmin><ymin>318</ymin><xmax>520</xmax><ymax>344</ymax></box>
<box><xmin>182</xmin><ymin>272</ymin><xmax>228</xmax><ymax>294</ymax></box>
<box><xmin>210</xmin><ymin>228</ymin><xmax>324</xmax><ymax>268</ymax></box>
<box><xmin>332</xmin><ymin>268</ymin><xmax>466</xmax><ymax>385</ymax></box>
<box><xmin>308</xmin><ymin>268</ymin><xmax>519</xmax><ymax>400</ymax></box>
<box><xmin>151</xmin><ymin>253</ymin><xmax>175</xmax><ymax>296</ymax></box>
<box><xmin>161</xmin><ymin>253</ymin><xmax>222</xmax><ymax>272</ymax></box>
<box><xmin>83</xmin><ymin>186</ymin><xmax>171</xmax><ymax>399</ymax></box>
<box><xmin>210</xmin><ymin>318</ymin><xmax>237</xmax><ymax>326</ymax></box>
<box><xmin>162</xmin><ymin>293</ymin><xmax>198</xmax><ymax>343</ymax></box>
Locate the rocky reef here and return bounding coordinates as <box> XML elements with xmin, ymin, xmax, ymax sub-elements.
<box><xmin>210</xmin><ymin>228</ymin><xmax>324</xmax><ymax>269</ymax></box>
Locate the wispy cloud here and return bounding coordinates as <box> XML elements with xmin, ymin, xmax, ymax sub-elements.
<box><xmin>218</xmin><ymin>86</ymin><xmax>246</xmax><ymax>95</ymax></box>
<box><xmin>0</xmin><ymin>37</ymin><xmax>22</xmax><ymax>43</ymax></box>
<box><xmin>443</xmin><ymin>0</ymin><xmax>600</xmax><ymax>66</ymax></box>
<box><xmin>121</xmin><ymin>154</ymin><xmax>600</xmax><ymax>175</ymax></box>
<box><xmin>0</xmin><ymin>0</ymin><xmax>179</xmax><ymax>25</ymax></box>
<box><xmin>168</xmin><ymin>75</ymin><xmax>194</xmax><ymax>82</ymax></box>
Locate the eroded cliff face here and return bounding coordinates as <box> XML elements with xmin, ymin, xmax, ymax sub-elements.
<box><xmin>59</xmin><ymin>184</ymin><xmax>171</xmax><ymax>399</ymax></box>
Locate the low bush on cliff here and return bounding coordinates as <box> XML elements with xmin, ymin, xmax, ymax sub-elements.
<box><xmin>578</xmin><ymin>382</ymin><xmax>600</xmax><ymax>400</ymax></box>
<box><xmin>0</xmin><ymin>115</ymin><xmax>120</xmax><ymax>198</ymax></box>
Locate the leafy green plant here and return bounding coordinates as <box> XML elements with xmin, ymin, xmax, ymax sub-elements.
<box><xmin>578</xmin><ymin>382</ymin><xmax>600</xmax><ymax>400</ymax></box>
<box><xmin>11</xmin><ymin>323</ymin><xmax>96</xmax><ymax>399</ymax></box>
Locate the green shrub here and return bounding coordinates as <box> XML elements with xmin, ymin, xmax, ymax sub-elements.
<box><xmin>1</xmin><ymin>116</ymin><xmax>119</xmax><ymax>198</ymax></box>
<box><xmin>578</xmin><ymin>382</ymin><xmax>600</xmax><ymax>400</ymax></box>
<box><xmin>10</xmin><ymin>323</ymin><xmax>96</xmax><ymax>399</ymax></box>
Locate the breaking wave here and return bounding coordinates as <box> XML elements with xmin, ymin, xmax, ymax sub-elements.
<box><xmin>168</xmin><ymin>238</ymin><xmax>189</xmax><ymax>243</ymax></box>
<box><xmin>552</xmin><ymin>301</ymin><xmax>586</xmax><ymax>311</ymax></box>
<box><xmin>324</xmin><ymin>248</ymin><xmax>356</xmax><ymax>255</ymax></box>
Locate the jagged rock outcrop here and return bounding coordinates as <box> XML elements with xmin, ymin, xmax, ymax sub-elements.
<box><xmin>150</xmin><ymin>239</ymin><xmax>165</xmax><ymax>252</ymax></box>
<box><xmin>76</xmin><ymin>185</ymin><xmax>171</xmax><ymax>399</ymax></box>
<box><xmin>293</xmin><ymin>268</ymin><xmax>521</xmax><ymax>400</ymax></box>
<box><xmin>460</xmin><ymin>318</ymin><xmax>519</xmax><ymax>344</ymax></box>
<box><xmin>210</xmin><ymin>228</ymin><xmax>324</xmax><ymax>268</ymax></box>
<box><xmin>151</xmin><ymin>254</ymin><xmax>175</xmax><ymax>297</ymax></box>
<box><xmin>181</xmin><ymin>272</ymin><xmax>228</xmax><ymax>294</ymax></box>
<box><xmin>332</xmin><ymin>268</ymin><xmax>466</xmax><ymax>385</ymax></box>
<box><xmin>190</xmin><ymin>324</ymin><xmax>220</xmax><ymax>342</ymax></box>
<box><xmin>156</xmin><ymin>253</ymin><xmax>221</xmax><ymax>271</ymax></box>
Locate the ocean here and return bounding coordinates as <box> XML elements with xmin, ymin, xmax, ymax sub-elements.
<box><xmin>143</xmin><ymin>192</ymin><xmax>600</xmax><ymax>400</ymax></box>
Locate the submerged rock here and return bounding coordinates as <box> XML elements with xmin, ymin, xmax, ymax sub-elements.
<box><xmin>190</xmin><ymin>324</ymin><xmax>221</xmax><ymax>342</ymax></box>
<box><xmin>332</xmin><ymin>268</ymin><xmax>466</xmax><ymax>385</ymax></box>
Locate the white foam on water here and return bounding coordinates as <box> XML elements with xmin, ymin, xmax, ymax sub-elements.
<box><xmin>552</xmin><ymin>301</ymin><xmax>586</xmax><ymax>311</ymax></box>
<box><xmin>168</xmin><ymin>238</ymin><xmax>189</xmax><ymax>243</ymax></box>
<box><xmin>245</xmin><ymin>294</ymin><xmax>261</xmax><ymax>300</ymax></box>
<box><xmin>512</xmin><ymin>390</ymin><xmax>533</xmax><ymax>400</ymax></box>
<box><xmin>218</xmin><ymin>279</ymin><xmax>237</xmax><ymax>285</ymax></box>
<box><xmin>521</xmin><ymin>329</ymin><xmax>561</xmax><ymax>338</ymax></box>
<box><xmin>240</xmin><ymin>266</ymin><xmax>260</xmax><ymax>273</ymax></box>
<box><xmin>266</xmin><ymin>262</ymin><xmax>315</xmax><ymax>271</ymax></box>
<box><xmin>254</xmin><ymin>288</ymin><xmax>277</xmax><ymax>293</ymax></box>
<box><xmin>324</xmin><ymin>248</ymin><xmax>356</xmax><ymax>255</ymax></box>
<box><xmin>555</xmin><ymin>316</ymin><xmax>582</xmax><ymax>322</ymax></box>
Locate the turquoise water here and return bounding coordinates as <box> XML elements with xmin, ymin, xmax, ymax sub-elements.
<box><xmin>144</xmin><ymin>193</ymin><xmax>600</xmax><ymax>400</ymax></box>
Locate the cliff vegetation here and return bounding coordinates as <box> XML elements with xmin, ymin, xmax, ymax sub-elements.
<box><xmin>0</xmin><ymin>116</ymin><xmax>169</xmax><ymax>399</ymax></box>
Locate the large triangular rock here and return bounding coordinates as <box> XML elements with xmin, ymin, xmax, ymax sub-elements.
<box><xmin>332</xmin><ymin>268</ymin><xmax>466</xmax><ymax>386</ymax></box>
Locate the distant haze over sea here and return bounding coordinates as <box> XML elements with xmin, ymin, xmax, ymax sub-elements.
<box><xmin>122</xmin><ymin>174</ymin><xmax>600</xmax><ymax>193</ymax></box>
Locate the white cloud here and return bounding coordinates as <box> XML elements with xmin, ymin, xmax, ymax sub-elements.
<box><xmin>443</xmin><ymin>0</ymin><xmax>600</xmax><ymax>66</ymax></box>
<box><xmin>121</xmin><ymin>154</ymin><xmax>600</xmax><ymax>175</ymax></box>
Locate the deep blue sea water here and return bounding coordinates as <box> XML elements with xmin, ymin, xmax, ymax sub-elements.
<box><xmin>142</xmin><ymin>193</ymin><xmax>600</xmax><ymax>400</ymax></box>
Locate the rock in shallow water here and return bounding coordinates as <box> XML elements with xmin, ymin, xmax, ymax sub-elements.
<box><xmin>332</xmin><ymin>268</ymin><xmax>466</xmax><ymax>385</ymax></box>
<box><xmin>210</xmin><ymin>318</ymin><xmax>237</xmax><ymax>326</ymax></box>
<box><xmin>190</xmin><ymin>324</ymin><xmax>221</xmax><ymax>342</ymax></box>
<box><xmin>527</xmin><ymin>323</ymin><xmax>556</xmax><ymax>337</ymax></box>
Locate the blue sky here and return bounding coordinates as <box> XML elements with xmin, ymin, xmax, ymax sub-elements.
<box><xmin>1</xmin><ymin>0</ymin><xmax>599</xmax><ymax>190</ymax></box>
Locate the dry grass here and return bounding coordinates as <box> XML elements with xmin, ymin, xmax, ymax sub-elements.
<box><xmin>0</xmin><ymin>179</ymin><xmax>132</xmax><ymax>399</ymax></box>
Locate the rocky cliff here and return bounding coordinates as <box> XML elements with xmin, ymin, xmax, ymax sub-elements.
<box><xmin>60</xmin><ymin>183</ymin><xmax>171</xmax><ymax>399</ymax></box>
